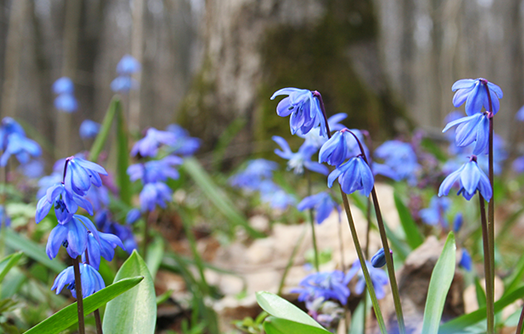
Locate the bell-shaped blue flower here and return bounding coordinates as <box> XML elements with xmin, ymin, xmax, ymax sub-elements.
<box><xmin>131</xmin><ymin>128</ymin><xmax>178</xmax><ymax>157</ymax></box>
<box><xmin>375</xmin><ymin>140</ymin><xmax>419</xmax><ymax>185</ymax></box>
<box><xmin>290</xmin><ymin>270</ymin><xmax>352</xmax><ymax>305</ymax></box>
<box><xmin>327</xmin><ymin>156</ymin><xmax>374</xmax><ymax>196</ymax></box>
<box><xmin>459</xmin><ymin>249</ymin><xmax>472</xmax><ymax>271</ymax></box>
<box><xmin>128</xmin><ymin>156</ymin><xmax>183</xmax><ymax>184</ymax></box>
<box><xmin>52</xmin><ymin>77</ymin><xmax>74</xmax><ymax>94</ymax></box>
<box><xmin>46</xmin><ymin>214</ymin><xmax>100</xmax><ymax>259</ymax></box>
<box><xmin>126</xmin><ymin>208</ymin><xmax>141</xmax><ymax>224</ymax></box>
<box><xmin>270</xmin><ymin>88</ymin><xmax>327</xmax><ymax>137</ymax></box>
<box><xmin>139</xmin><ymin>182</ymin><xmax>172</xmax><ymax>211</ymax></box>
<box><xmin>273</xmin><ymin>136</ymin><xmax>328</xmax><ymax>175</ymax></box>
<box><xmin>347</xmin><ymin>260</ymin><xmax>389</xmax><ymax>299</ymax></box>
<box><xmin>229</xmin><ymin>159</ymin><xmax>278</xmax><ymax>191</ymax></box>
<box><xmin>79</xmin><ymin>120</ymin><xmax>101</xmax><ymax>139</ymax></box>
<box><xmin>64</xmin><ymin>157</ymin><xmax>108</xmax><ymax>197</ymax></box>
<box><xmin>0</xmin><ymin>133</ymin><xmax>41</xmax><ymax>167</ymax></box>
<box><xmin>110</xmin><ymin>76</ymin><xmax>138</xmax><ymax>93</ymax></box>
<box><xmin>443</xmin><ymin>112</ymin><xmax>489</xmax><ymax>155</ymax></box>
<box><xmin>54</xmin><ymin>94</ymin><xmax>78</xmax><ymax>113</ymax></box>
<box><xmin>52</xmin><ymin>263</ymin><xmax>105</xmax><ymax>298</ymax></box>
<box><xmin>453</xmin><ymin>213</ymin><xmax>463</xmax><ymax>232</ymax></box>
<box><xmin>438</xmin><ymin>156</ymin><xmax>492</xmax><ymax>201</ymax></box>
<box><xmin>318</xmin><ymin>131</ymin><xmax>350</xmax><ymax>166</ymax></box>
<box><xmin>36</xmin><ymin>183</ymin><xmax>94</xmax><ymax>223</ymax></box>
<box><xmin>297</xmin><ymin>192</ymin><xmax>339</xmax><ymax>224</ymax></box>
<box><xmin>165</xmin><ymin>124</ymin><xmax>201</xmax><ymax>156</ymax></box>
<box><xmin>85</xmin><ymin>231</ymin><xmax>125</xmax><ymax>270</ymax></box>
<box><xmin>452</xmin><ymin>78</ymin><xmax>503</xmax><ymax>116</ymax></box>
<box><xmin>116</xmin><ymin>54</ymin><xmax>141</xmax><ymax>75</ymax></box>
<box><xmin>371</xmin><ymin>248</ymin><xmax>391</xmax><ymax>268</ymax></box>
<box><xmin>419</xmin><ymin>196</ymin><xmax>451</xmax><ymax>227</ymax></box>
<box><xmin>301</xmin><ymin>113</ymin><xmax>347</xmax><ymax>149</ymax></box>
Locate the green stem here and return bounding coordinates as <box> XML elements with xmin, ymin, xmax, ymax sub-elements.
<box><xmin>278</xmin><ymin>225</ymin><xmax>306</xmax><ymax>295</ymax></box>
<box><xmin>362</xmin><ymin>197</ymin><xmax>371</xmax><ymax>334</ymax></box>
<box><xmin>307</xmin><ymin>171</ymin><xmax>320</xmax><ymax>272</ymax></box>
<box><xmin>142</xmin><ymin>210</ymin><xmax>156</xmax><ymax>260</ymax></box>
<box><xmin>370</xmin><ymin>187</ymin><xmax>406</xmax><ymax>334</ymax></box>
<box><xmin>516</xmin><ymin>302</ymin><xmax>524</xmax><ymax>334</ymax></box>
<box><xmin>479</xmin><ymin>195</ymin><xmax>494</xmax><ymax>334</ymax></box>
<box><xmin>340</xmin><ymin>190</ymin><xmax>387</xmax><ymax>334</ymax></box>
<box><xmin>73</xmin><ymin>256</ymin><xmax>85</xmax><ymax>334</ymax></box>
<box><xmin>94</xmin><ymin>309</ymin><xmax>103</xmax><ymax>334</ymax></box>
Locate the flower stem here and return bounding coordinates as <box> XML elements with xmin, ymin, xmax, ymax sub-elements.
<box><xmin>142</xmin><ymin>210</ymin><xmax>156</xmax><ymax>259</ymax></box>
<box><xmin>72</xmin><ymin>256</ymin><xmax>85</xmax><ymax>334</ymax></box>
<box><xmin>307</xmin><ymin>170</ymin><xmax>320</xmax><ymax>272</ymax></box>
<box><xmin>94</xmin><ymin>309</ymin><xmax>103</xmax><ymax>334</ymax></box>
<box><xmin>362</xmin><ymin>198</ymin><xmax>371</xmax><ymax>334</ymax></box>
<box><xmin>479</xmin><ymin>195</ymin><xmax>494</xmax><ymax>334</ymax></box>
<box><xmin>516</xmin><ymin>302</ymin><xmax>524</xmax><ymax>334</ymax></box>
<box><xmin>340</xmin><ymin>190</ymin><xmax>387</xmax><ymax>334</ymax></box>
<box><xmin>278</xmin><ymin>224</ymin><xmax>306</xmax><ymax>295</ymax></box>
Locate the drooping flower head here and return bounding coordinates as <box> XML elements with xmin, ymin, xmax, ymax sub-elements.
<box><xmin>53</xmin><ymin>77</ymin><xmax>78</xmax><ymax>113</ymax></box>
<box><xmin>165</xmin><ymin>124</ymin><xmax>201</xmax><ymax>156</ymax></box>
<box><xmin>84</xmin><ymin>231</ymin><xmax>125</xmax><ymax>270</ymax></box>
<box><xmin>443</xmin><ymin>112</ymin><xmax>489</xmax><ymax>156</ymax></box>
<box><xmin>229</xmin><ymin>159</ymin><xmax>278</xmax><ymax>191</ymax></box>
<box><xmin>297</xmin><ymin>192</ymin><xmax>340</xmax><ymax>225</ymax></box>
<box><xmin>139</xmin><ymin>182</ymin><xmax>172</xmax><ymax>212</ymax></box>
<box><xmin>111</xmin><ymin>55</ymin><xmax>141</xmax><ymax>93</ymax></box>
<box><xmin>131</xmin><ymin>128</ymin><xmax>178</xmax><ymax>158</ymax></box>
<box><xmin>375</xmin><ymin>140</ymin><xmax>419</xmax><ymax>185</ymax></box>
<box><xmin>438</xmin><ymin>155</ymin><xmax>492</xmax><ymax>201</ymax></box>
<box><xmin>371</xmin><ymin>248</ymin><xmax>392</xmax><ymax>268</ymax></box>
<box><xmin>63</xmin><ymin>157</ymin><xmax>108</xmax><ymax>197</ymax></box>
<box><xmin>273</xmin><ymin>136</ymin><xmax>328</xmax><ymax>175</ymax></box>
<box><xmin>46</xmin><ymin>214</ymin><xmax>100</xmax><ymax>259</ymax></box>
<box><xmin>127</xmin><ymin>156</ymin><xmax>183</xmax><ymax>184</ymax></box>
<box><xmin>301</xmin><ymin>113</ymin><xmax>347</xmax><ymax>149</ymax></box>
<box><xmin>459</xmin><ymin>249</ymin><xmax>472</xmax><ymax>271</ymax></box>
<box><xmin>327</xmin><ymin>155</ymin><xmax>374</xmax><ymax>196</ymax></box>
<box><xmin>116</xmin><ymin>54</ymin><xmax>141</xmax><ymax>75</ymax></box>
<box><xmin>452</xmin><ymin>78</ymin><xmax>503</xmax><ymax>116</ymax></box>
<box><xmin>347</xmin><ymin>260</ymin><xmax>389</xmax><ymax>299</ymax></box>
<box><xmin>270</xmin><ymin>88</ymin><xmax>327</xmax><ymax>137</ymax></box>
<box><xmin>290</xmin><ymin>270</ymin><xmax>352</xmax><ymax>306</ymax></box>
<box><xmin>79</xmin><ymin>120</ymin><xmax>101</xmax><ymax>139</ymax></box>
<box><xmin>0</xmin><ymin>133</ymin><xmax>42</xmax><ymax>167</ymax></box>
<box><xmin>52</xmin><ymin>263</ymin><xmax>105</xmax><ymax>298</ymax></box>
<box><xmin>419</xmin><ymin>196</ymin><xmax>451</xmax><ymax>227</ymax></box>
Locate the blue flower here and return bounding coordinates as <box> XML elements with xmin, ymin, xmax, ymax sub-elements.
<box><xmin>229</xmin><ymin>159</ymin><xmax>278</xmax><ymax>191</ymax></box>
<box><xmin>327</xmin><ymin>156</ymin><xmax>374</xmax><ymax>196</ymax></box>
<box><xmin>36</xmin><ymin>183</ymin><xmax>94</xmax><ymax>223</ymax></box>
<box><xmin>79</xmin><ymin>120</ymin><xmax>101</xmax><ymax>139</ymax></box>
<box><xmin>347</xmin><ymin>260</ymin><xmax>389</xmax><ymax>299</ymax></box>
<box><xmin>270</xmin><ymin>88</ymin><xmax>327</xmax><ymax>137</ymax></box>
<box><xmin>0</xmin><ymin>133</ymin><xmax>41</xmax><ymax>166</ymax></box>
<box><xmin>165</xmin><ymin>124</ymin><xmax>201</xmax><ymax>156</ymax></box>
<box><xmin>452</xmin><ymin>78</ymin><xmax>503</xmax><ymax>116</ymax></box>
<box><xmin>116</xmin><ymin>55</ymin><xmax>141</xmax><ymax>75</ymax></box>
<box><xmin>513</xmin><ymin>156</ymin><xmax>524</xmax><ymax>173</ymax></box>
<box><xmin>54</xmin><ymin>94</ymin><xmax>78</xmax><ymax>113</ymax></box>
<box><xmin>95</xmin><ymin>209</ymin><xmax>137</xmax><ymax>254</ymax></box>
<box><xmin>85</xmin><ymin>185</ymin><xmax>110</xmax><ymax>212</ymax></box>
<box><xmin>516</xmin><ymin>105</ymin><xmax>524</xmax><ymax>121</ymax></box>
<box><xmin>64</xmin><ymin>157</ymin><xmax>108</xmax><ymax>197</ymax></box>
<box><xmin>375</xmin><ymin>140</ymin><xmax>419</xmax><ymax>185</ymax></box>
<box><xmin>290</xmin><ymin>270</ymin><xmax>352</xmax><ymax>305</ymax></box>
<box><xmin>453</xmin><ymin>213</ymin><xmax>463</xmax><ymax>232</ymax></box>
<box><xmin>273</xmin><ymin>136</ymin><xmax>328</xmax><ymax>175</ymax></box>
<box><xmin>372</xmin><ymin>162</ymin><xmax>400</xmax><ymax>181</ymax></box>
<box><xmin>371</xmin><ymin>249</ymin><xmax>391</xmax><ymax>268</ymax></box>
<box><xmin>438</xmin><ymin>156</ymin><xmax>492</xmax><ymax>201</ymax></box>
<box><xmin>131</xmin><ymin>128</ymin><xmax>178</xmax><ymax>157</ymax></box>
<box><xmin>301</xmin><ymin>113</ymin><xmax>347</xmax><ymax>149</ymax></box>
<box><xmin>110</xmin><ymin>76</ymin><xmax>137</xmax><ymax>93</ymax></box>
<box><xmin>459</xmin><ymin>249</ymin><xmax>472</xmax><ymax>271</ymax></box>
<box><xmin>46</xmin><ymin>214</ymin><xmax>100</xmax><ymax>259</ymax></box>
<box><xmin>127</xmin><ymin>156</ymin><xmax>183</xmax><ymax>184</ymax></box>
<box><xmin>126</xmin><ymin>208</ymin><xmax>141</xmax><ymax>224</ymax></box>
<box><xmin>318</xmin><ymin>131</ymin><xmax>350</xmax><ymax>167</ymax></box>
<box><xmin>52</xmin><ymin>77</ymin><xmax>74</xmax><ymax>94</ymax></box>
<box><xmin>85</xmin><ymin>231</ymin><xmax>125</xmax><ymax>270</ymax></box>
<box><xmin>419</xmin><ymin>196</ymin><xmax>451</xmax><ymax>227</ymax></box>
<box><xmin>52</xmin><ymin>263</ymin><xmax>105</xmax><ymax>298</ymax></box>
<box><xmin>443</xmin><ymin>113</ymin><xmax>489</xmax><ymax>155</ymax></box>
<box><xmin>259</xmin><ymin>181</ymin><xmax>295</xmax><ymax>210</ymax></box>
<box><xmin>139</xmin><ymin>182</ymin><xmax>172</xmax><ymax>211</ymax></box>
<box><xmin>0</xmin><ymin>205</ymin><xmax>10</xmax><ymax>228</ymax></box>
<box><xmin>297</xmin><ymin>192</ymin><xmax>339</xmax><ymax>224</ymax></box>
<box><xmin>18</xmin><ymin>159</ymin><xmax>44</xmax><ymax>178</ymax></box>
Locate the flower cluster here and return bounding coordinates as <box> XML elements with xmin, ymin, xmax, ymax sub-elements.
<box><xmin>111</xmin><ymin>55</ymin><xmax>141</xmax><ymax>93</ymax></box>
<box><xmin>0</xmin><ymin>117</ymin><xmax>42</xmax><ymax>168</ymax></box>
<box><xmin>53</xmin><ymin>77</ymin><xmax>78</xmax><ymax>113</ymax></box>
<box><xmin>439</xmin><ymin>78</ymin><xmax>502</xmax><ymax>202</ymax></box>
<box><xmin>36</xmin><ymin>157</ymin><xmax>124</xmax><ymax>298</ymax></box>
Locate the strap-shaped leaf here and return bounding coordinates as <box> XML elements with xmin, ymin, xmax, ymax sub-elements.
<box><xmin>25</xmin><ymin>276</ymin><xmax>143</xmax><ymax>334</ymax></box>
<box><xmin>0</xmin><ymin>252</ymin><xmax>23</xmax><ymax>282</ymax></box>
<box><xmin>422</xmin><ymin>231</ymin><xmax>456</xmax><ymax>334</ymax></box>
<box><xmin>263</xmin><ymin>316</ymin><xmax>331</xmax><ymax>334</ymax></box>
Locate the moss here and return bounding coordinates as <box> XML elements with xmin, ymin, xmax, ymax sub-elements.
<box><xmin>256</xmin><ymin>0</ymin><xmax>410</xmax><ymax>146</ymax></box>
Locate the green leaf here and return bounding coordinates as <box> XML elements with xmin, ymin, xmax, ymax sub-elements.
<box><xmin>103</xmin><ymin>250</ymin><xmax>157</xmax><ymax>333</ymax></box>
<box><xmin>439</xmin><ymin>286</ymin><xmax>524</xmax><ymax>333</ymax></box>
<box><xmin>89</xmin><ymin>96</ymin><xmax>119</xmax><ymax>162</ymax></box>
<box><xmin>503</xmin><ymin>252</ymin><xmax>524</xmax><ymax>294</ymax></box>
<box><xmin>182</xmin><ymin>157</ymin><xmax>264</xmax><ymax>239</ymax></box>
<box><xmin>263</xmin><ymin>316</ymin><xmax>331</xmax><ymax>334</ymax></box>
<box><xmin>421</xmin><ymin>231</ymin><xmax>456</xmax><ymax>334</ymax></box>
<box><xmin>256</xmin><ymin>291</ymin><xmax>326</xmax><ymax>330</ymax></box>
<box><xmin>146</xmin><ymin>235</ymin><xmax>165</xmax><ymax>279</ymax></box>
<box><xmin>394</xmin><ymin>193</ymin><xmax>425</xmax><ymax>249</ymax></box>
<box><xmin>474</xmin><ymin>277</ymin><xmax>486</xmax><ymax>309</ymax></box>
<box><xmin>25</xmin><ymin>276</ymin><xmax>143</xmax><ymax>334</ymax></box>
<box><xmin>115</xmin><ymin>98</ymin><xmax>131</xmax><ymax>205</ymax></box>
<box><xmin>0</xmin><ymin>252</ymin><xmax>23</xmax><ymax>283</ymax></box>
<box><xmin>4</xmin><ymin>229</ymin><xmax>65</xmax><ymax>273</ymax></box>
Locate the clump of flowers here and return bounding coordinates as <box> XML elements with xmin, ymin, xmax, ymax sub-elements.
<box><xmin>53</xmin><ymin>77</ymin><xmax>78</xmax><ymax>113</ymax></box>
